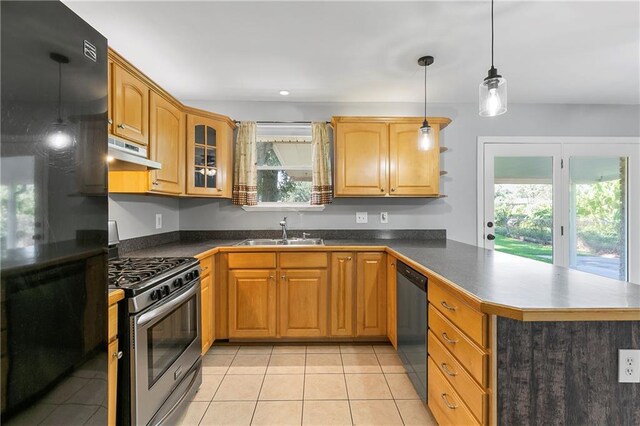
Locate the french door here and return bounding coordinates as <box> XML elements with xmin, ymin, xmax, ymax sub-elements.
<box><xmin>479</xmin><ymin>138</ymin><xmax>639</xmax><ymax>283</ymax></box>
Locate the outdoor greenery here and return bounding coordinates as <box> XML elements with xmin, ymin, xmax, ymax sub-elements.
<box><xmin>0</xmin><ymin>184</ymin><xmax>36</xmax><ymax>248</ymax></box>
<box><xmin>494</xmin><ymin>234</ymin><xmax>552</xmax><ymax>264</ymax></box>
<box><xmin>256</xmin><ymin>142</ymin><xmax>311</xmax><ymax>203</ymax></box>
<box><xmin>494</xmin><ymin>179</ymin><xmax>624</xmax><ymax>257</ymax></box>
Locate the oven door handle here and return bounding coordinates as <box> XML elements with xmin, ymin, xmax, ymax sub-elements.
<box><xmin>137</xmin><ymin>282</ymin><xmax>200</xmax><ymax>327</ymax></box>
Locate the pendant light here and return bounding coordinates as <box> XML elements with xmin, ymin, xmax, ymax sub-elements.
<box><xmin>417</xmin><ymin>55</ymin><xmax>434</xmax><ymax>151</ymax></box>
<box><xmin>46</xmin><ymin>52</ymin><xmax>74</xmax><ymax>150</ymax></box>
<box><xmin>479</xmin><ymin>0</ymin><xmax>507</xmax><ymax>117</ymax></box>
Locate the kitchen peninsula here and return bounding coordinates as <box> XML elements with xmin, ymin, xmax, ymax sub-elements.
<box><xmin>122</xmin><ymin>232</ymin><xmax>640</xmax><ymax>425</ymax></box>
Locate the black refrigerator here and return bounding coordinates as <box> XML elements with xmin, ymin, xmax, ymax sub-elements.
<box><xmin>1</xmin><ymin>1</ymin><xmax>109</xmax><ymax>424</ymax></box>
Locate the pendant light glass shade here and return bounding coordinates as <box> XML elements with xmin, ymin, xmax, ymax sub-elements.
<box><xmin>479</xmin><ymin>67</ymin><xmax>507</xmax><ymax>117</ymax></box>
<box><xmin>418</xmin><ymin>120</ymin><xmax>433</xmax><ymax>151</ymax></box>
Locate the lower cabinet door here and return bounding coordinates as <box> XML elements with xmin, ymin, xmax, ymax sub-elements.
<box><xmin>201</xmin><ymin>274</ymin><xmax>213</xmax><ymax>354</ymax></box>
<box><xmin>228</xmin><ymin>269</ymin><xmax>277</xmax><ymax>338</ymax></box>
<box><xmin>330</xmin><ymin>253</ymin><xmax>355</xmax><ymax>336</ymax></box>
<box><xmin>279</xmin><ymin>269</ymin><xmax>328</xmax><ymax>337</ymax></box>
<box><xmin>356</xmin><ymin>252</ymin><xmax>387</xmax><ymax>336</ymax></box>
<box><xmin>108</xmin><ymin>338</ymin><xmax>118</xmax><ymax>426</ymax></box>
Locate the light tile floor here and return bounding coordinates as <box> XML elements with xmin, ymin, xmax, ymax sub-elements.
<box><xmin>177</xmin><ymin>344</ymin><xmax>437</xmax><ymax>426</ymax></box>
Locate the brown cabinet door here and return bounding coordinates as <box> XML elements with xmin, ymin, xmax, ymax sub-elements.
<box><xmin>186</xmin><ymin>114</ymin><xmax>232</xmax><ymax>197</ymax></box>
<box><xmin>330</xmin><ymin>253</ymin><xmax>355</xmax><ymax>336</ymax></box>
<box><xmin>386</xmin><ymin>255</ymin><xmax>398</xmax><ymax>349</ymax></box>
<box><xmin>201</xmin><ymin>274</ymin><xmax>213</xmax><ymax>354</ymax></box>
<box><xmin>113</xmin><ymin>64</ymin><xmax>149</xmax><ymax>145</ymax></box>
<box><xmin>228</xmin><ymin>269</ymin><xmax>277</xmax><ymax>338</ymax></box>
<box><xmin>149</xmin><ymin>92</ymin><xmax>185</xmax><ymax>194</ymax></box>
<box><xmin>389</xmin><ymin>123</ymin><xmax>440</xmax><ymax>196</ymax></box>
<box><xmin>279</xmin><ymin>269</ymin><xmax>328</xmax><ymax>338</ymax></box>
<box><xmin>107</xmin><ymin>338</ymin><xmax>118</xmax><ymax>426</ymax></box>
<box><xmin>335</xmin><ymin>122</ymin><xmax>388</xmax><ymax>196</ymax></box>
<box><xmin>356</xmin><ymin>252</ymin><xmax>387</xmax><ymax>336</ymax></box>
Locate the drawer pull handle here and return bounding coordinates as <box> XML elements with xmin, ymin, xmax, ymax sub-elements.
<box><xmin>441</xmin><ymin>393</ymin><xmax>458</xmax><ymax>409</ymax></box>
<box><xmin>442</xmin><ymin>332</ymin><xmax>459</xmax><ymax>344</ymax></box>
<box><xmin>440</xmin><ymin>363</ymin><xmax>457</xmax><ymax>376</ymax></box>
<box><xmin>440</xmin><ymin>301</ymin><xmax>457</xmax><ymax>311</ymax></box>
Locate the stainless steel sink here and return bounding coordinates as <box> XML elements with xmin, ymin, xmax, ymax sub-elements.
<box><xmin>235</xmin><ymin>238</ymin><xmax>324</xmax><ymax>246</ymax></box>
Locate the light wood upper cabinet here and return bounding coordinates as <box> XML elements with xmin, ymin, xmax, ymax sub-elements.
<box><xmin>149</xmin><ymin>92</ymin><xmax>185</xmax><ymax>194</ymax></box>
<box><xmin>389</xmin><ymin>122</ymin><xmax>440</xmax><ymax>196</ymax></box>
<box><xmin>112</xmin><ymin>63</ymin><xmax>149</xmax><ymax>145</ymax></box>
<box><xmin>330</xmin><ymin>252</ymin><xmax>355</xmax><ymax>336</ymax></box>
<box><xmin>279</xmin><ymin>269</ymin><xmax>328</xmax><ymax>338</ymax></box>
<box><xmin>335</xmin><ymin>122</ymin><xmax>388</xmax><ymax>196</ymax></box>
<box><xmin>333</xmin><ymin>117</ymin><xmax>450</xmax><ymax>197</ymax></box>
<box><xmin>186</xmin><ymin>113</ymin><xmax>233</xmax><ymax>197</ymax></box>
<box><xmin>356</xmin><ymin>252</ymin><xmax>387</xmax><ymax>337</ymax></box>
<box><xmin>228</xmin><ymin>269</ymin><xmax>277</xmax><ymax>338</ymax></box>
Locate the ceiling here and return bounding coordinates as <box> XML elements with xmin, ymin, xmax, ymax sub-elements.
<box><xmin>63</xmin><ymin>1</ymin><xmax>639</xmax><ymax>105</ymax></box>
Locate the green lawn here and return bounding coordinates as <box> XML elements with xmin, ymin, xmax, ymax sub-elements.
<box><xmin>494</xmin><ymin>234</ymin><xmax>553</xmax><ymax>264</ymax></box>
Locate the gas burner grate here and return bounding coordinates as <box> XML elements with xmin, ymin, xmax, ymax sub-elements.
<box><xmin>108</xmin><ymin>257</ymin><xmax>193</xmax><ymax>288</ymax></box>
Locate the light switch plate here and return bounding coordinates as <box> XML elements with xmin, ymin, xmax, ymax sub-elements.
<box><xmin>155</xmin><ymin>213</ymin><xmax>162</xmax><ymax>229</ymax></box>
<box><xmin>380</xmin><ymin>212</ymin><xmax>388</xmax><ymax>224</ymax></box>
<box><xmin>619</xmin><ymin>349</ymin><xmax>640</xmax><ymax>383</ymax></box>
<box><xmin>356</xmin><ymin>212</ymin><xmax>368</xmax><ymax>224</ymax></box>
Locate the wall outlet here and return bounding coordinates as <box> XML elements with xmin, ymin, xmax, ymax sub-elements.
<box><xmin>619</xmin><ymin>349</ymin><xmax>640</xmax><ymax>383</ymax></box>
<box><xmin>356</xmin><ymin>212</ymin><xmax>368</xmax><ymax>224</ymax></box>
<box><xmin>380</xmin><ymin>212</ymin><xmax>388</xmax><ymax>224</ymax></box>
<box><xmin>155</xmin><ymin>213</ymin><xmax>162</xmax><ymax>230</ymax></box>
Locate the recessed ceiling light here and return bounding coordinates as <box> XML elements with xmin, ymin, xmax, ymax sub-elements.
<box><xmin>279</xmin><ymin>90</ymin><xmax>290</xmax><ymax>96</ymax></box>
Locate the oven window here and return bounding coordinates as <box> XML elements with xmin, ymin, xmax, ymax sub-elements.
<box><xmin>147</xmin><ymin>296</ymin><xmax>197</xmax><ymax>387</ymax></box>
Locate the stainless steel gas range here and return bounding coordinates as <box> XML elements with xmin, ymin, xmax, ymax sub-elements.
<box><xmin>109</xmin><ymin>256</ymin><xmax>202</xmax><ymax>425</ymax></box>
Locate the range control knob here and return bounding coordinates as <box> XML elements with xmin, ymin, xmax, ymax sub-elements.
<box><xmin>185</xmin><ymin>272</ymin><xmax>194</xmax><ymax>281</ymax></box>
<box><xmin>151</xmin><ymin>289</ymin><xmax>162</xmax><ymax>301</ymax></box>
<box><xmin>173</xmin><ymin>278</ymin><xmax>184</xmax><ymax>288</ymax></box>
<box><xmin>193</xmin><ymin>269</ymin><xmax>200</xmax><ymax>279</ymax></box>
<box><xmin>162</xmin><ymin>285</ymin><xmax>170</xmax><ymax>296</ymax></box>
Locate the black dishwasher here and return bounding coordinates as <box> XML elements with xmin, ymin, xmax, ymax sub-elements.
<box><xmin>396</xmin><ymin>260</ymin><xmax>428</xmax><ymax>402</ymax></box>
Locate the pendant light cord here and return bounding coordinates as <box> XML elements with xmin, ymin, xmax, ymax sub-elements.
<box><xmin>424</xmin><ymin>62</ymin><xmax>427</xmax><ymax>121</ymax></box>
<box><xmin>57</xmin><ymin>61</ymin><xmax>62</xmax><ymax>121</ymax></box>
<box><xmin>491</xmin><ymin>0</ymin><xmax>495</xmax><ymax>68</ymax></box>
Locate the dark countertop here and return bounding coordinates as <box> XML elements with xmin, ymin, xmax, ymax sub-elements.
<box><xmin>123</xmin><ymin>238</ymin><xmax>640</xmax><ymax>319</ymax></box>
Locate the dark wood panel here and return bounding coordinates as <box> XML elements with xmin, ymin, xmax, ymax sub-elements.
<box><xmin>497</xmin><ymin>318</ymin><xmax>640</xmax><ymax>425</ymax></box>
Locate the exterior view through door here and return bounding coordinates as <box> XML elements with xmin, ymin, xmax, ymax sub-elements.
<box><xmin>478</xmin><ymin>138</ymin><xmax>639</xmax><ymax>284</ymax></box>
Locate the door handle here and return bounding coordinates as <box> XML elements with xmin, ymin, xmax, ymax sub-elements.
<box><xmin>486</xmin><ymin>234</ymin><xmax>495</xmax><ymax>241</ymax></box>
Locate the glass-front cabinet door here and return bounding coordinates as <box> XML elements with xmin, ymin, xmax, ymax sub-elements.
<box><xmin>186</xmin><ymin>113</ymin><xmax>233</xmax><ymax>197</ymax></box>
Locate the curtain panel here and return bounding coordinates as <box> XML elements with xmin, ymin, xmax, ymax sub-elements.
<box><xmin>310</xmin><ymin>122</ymin><xmax>333</xmax><ymax>205</ymax></box>
<box><xmin>232</xmin><ymin>121</ymin><xmax>258</xmax><ymax>206</ymax></box>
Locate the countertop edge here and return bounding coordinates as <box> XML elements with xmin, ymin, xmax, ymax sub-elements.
<box><xmin>109</xmin><ymin>289</ymin><xmax>124</xmax><ymax>306</ymax></box>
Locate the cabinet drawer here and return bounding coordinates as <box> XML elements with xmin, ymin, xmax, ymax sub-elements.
<box><xmin>428</xmin><ymin>331</ymin><xmax>487</xmax><ymax>423</ymax></box>
<box><xmin>428</xmin><ymin>356</ymin><xmax>480</xmax><ymax>426</ymax></box>
<box><xmin>228</xmin><ymin>253</ymin><xmax>276</xmax><ymax>269</ymax></box>
<box><xmin>108</xmin><ymin>304</ymin><xmax>118</xmax><ymax>343</ymax></box>
<box><xmin>199</xmin><ymin>256</ymin><xmax>213</xmax><ymax>278</ymax></box>
<box><xmin>429</xmin><ymin>304</ymin><xmax>487</xmax><ymax>387</ymax></box>
<box><xmin>280</xmin><ymin>252</ymin><xmax>328</xmax><ymax>269</ymax></box>
<box><xmin>428</xmin><ymin>279</ymin><xmax>487</xmax><ymax>347</ymax></box>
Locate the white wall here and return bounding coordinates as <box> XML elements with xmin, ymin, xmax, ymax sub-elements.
<box><xmin>176</xmin><ymin>101</ymin><xmax>640</xmax><ymax>245</ymax></box>
<box><xmin>108</xmin><ymin>194</ymin><xmax>179</xmax><ymax>240</ymax></box>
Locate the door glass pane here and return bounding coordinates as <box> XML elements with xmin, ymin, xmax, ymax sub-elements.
<box><xmin>206</xmin><ymin>148</ymin><xmax>216</xmax><ymax>168</ymax></box>
<box><xmin>569</xmin><ymin>157</ymin><xmax>627</xmax><ymax>280</ymax></box>
<box><xmin>195</xmin><ymin>125</ymin><xmax>205</xmax><ymax>145</ymax></box>
<box><xmin>206</xmin><ymin>168</ymin><xmax>216</xmax><ymax>188</ymax></box>
<box><xmin>493</xmin><ymin>157</ymin><xmax>553</xmax><ymax>263</ymax></box>
<box><xmin>206</xmin><ymin>127</ymin><xmax>216</xmax><ymax>146</ymax></box>
<box><xmin>195</xmin><ymin>147</ymin><xmax>205</xmax><ymax>167</ymax></box>
<box><xmin>194</xmin><ymin>168</ymin><xmax>205</xmax><ymax>187</ymax></box>
<box><xmin>147</xmin><ymin>296</ymin><xmax>197</xmax><ymax>387</ymax></box>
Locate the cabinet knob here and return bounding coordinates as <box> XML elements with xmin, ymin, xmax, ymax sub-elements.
<box><xmin>113</xmin><ymin>351</ymin><xmax>123</xmax><ymax>359</ymax></box>
<box><xmin>269</xmin><ymin>275</ymin><xmax>274</xmax><ymax>280</ymax></box>
<box><xmin>281</xmin><ymin>275</ymin><xmax>286</xmax><ymax>280</ymax></box>
<box><xmin>117</xmin><ymin>123</ymin><xmax>125</xmax><ymax>129</ymax></box>
<box><xmin>346</xmin><ymin>256</ymin><xmax>352</xmax><ymax>261</ymax></box>
<box><xmin>108</xmin><ymin>118</ymin><xmax>113</xmax><ymax>125</ymax></box>
<box><xmin>380</xmin><ymin>188</ymin><xmax>385</xmax><ymax>192</ymax></box>
<box><xmin>391</xmin><ymin>188</ymin><xmax>396</xmax><ymax>192</ymax></box>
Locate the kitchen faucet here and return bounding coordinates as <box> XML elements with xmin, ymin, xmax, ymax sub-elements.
<box><xmin>279</xmin><ymin>217</ymin><xmax>287</xmax><ymax>241</ymax></box>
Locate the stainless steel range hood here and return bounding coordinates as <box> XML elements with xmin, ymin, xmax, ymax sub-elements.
<box><xmin>108</xmin><ymin>136</ymin><xmax>161</xmax><ymax>170</ymax></box>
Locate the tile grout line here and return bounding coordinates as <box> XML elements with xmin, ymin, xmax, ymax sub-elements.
<box><xmin>377</xmin><ymin>352</ymin><xmax>406</xmax><ymax>426</ymax></box>
<box><xmin>300</xmin><ymin>347</ymin><xmax>307</xmax><ymax>425</ymax></box>
<box><xmin>198</xmin><ymin>346</ymin><xmax>239</xmax><ymax>425</ymax></box>
<box><xmin>249</xmin><ymin>346</ymin><xmax>272</xmax><ymax>425</ymax></box>
<box><xmin>340</xmin><ymin>351</ymin><xmax>356</xmax><ymax>426</ymax></box>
